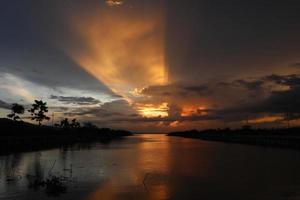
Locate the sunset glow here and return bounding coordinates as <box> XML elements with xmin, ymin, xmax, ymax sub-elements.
<box><xmin>136</xmin><ymin>102</ymin><xmax>169</xmax><ymax>118</ymax></box>
<box><xmin>63</xmin><ymin>3</ymin><xmax>167</xmax><ymax>101</ymax></box>
<box><xmin>2</xmin><ymin>1</ymin><xmax>300</xmax><ymax>199</ymax></box>
<box><xmin>1</xmin><ymin>0</ymin><xmax>300</xmax><ymax>131</ymax></box>
<box><xmin>181</xmin><ymin>106</ymin><xmax>208</xmax><ymax>117</ymax></box>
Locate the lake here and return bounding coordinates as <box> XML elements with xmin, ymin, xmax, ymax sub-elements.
<box><xmin>1</xmin><ymin>134</ymin><xmax>300</xmax><ymax>200</ymax></box>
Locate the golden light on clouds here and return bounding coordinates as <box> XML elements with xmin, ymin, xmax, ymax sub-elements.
<box><xmin>181</xmin><ymin>106</ymin><xmax>208</xmax><ymax>117</ymax></box>
<box><xmin>106</xmin><ymin>0</ymin><xmax>123</xmax><ymax>7</ymax></box>
<box><xmin>64</xmin><ymin>4</ymin><xmax>167</xmax><ymax>100</ymax></box>
<box><xmin>58</xmin><ymin>1</ymin><xmax>174</xmax><ymax>121</ymax></box>
<box><xmin>248</xmin><ymin>116</ymin><xmax>283</xmax><ymax>124</ymax></box>
<box><xmin>169</xmin><ymin>120</ymin><xmax>180</xmax><ymax>127</ymax></box>
<box><xmin>136</xmin><ymin>102</ymin><xmax>169</xmax><ymax>118</ymax></box>
<box><xmin>0</xmin><ymin>73</ymin><xmax>35</xmax><ymax>102</ymax></box>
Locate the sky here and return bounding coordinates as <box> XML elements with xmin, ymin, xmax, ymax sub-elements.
<box><xmin>1</xmin><ymin>0</ymin><xmax>300</xmax><ymax>132</ymax></box>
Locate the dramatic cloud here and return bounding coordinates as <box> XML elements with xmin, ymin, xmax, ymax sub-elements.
<box><xmin>1</xmin><ymin>0</ymin><xmax>300</xmax><ymax>131</ymax></box>
<box><xmin>250</xmin><ymin>86</ymin><xmax>300</xmax><ymax>114</ymax></box>
<box><xmin>0</xmin><ymin>1</ymin><xmax>119</xmax><ymax>101</ymax></box>
<box><xmin>264</xmin><ymin>74</ymin><xmax>300</xmax><ymax>87</ymax></box>
<box><xmin>106</xmin><ymin>0</ymin><xmax>123</xmax><ymax>7</ymax></box>
<box><xmin>232</xmin><ymin>79</ymin><xmax>264</xmax><ymax>91</ymax></box>
<box><xmin>166</xmin><ymin>0</ymin><xmax>300</xmax><ymax>83</ymax></box>
<box><xmin>0</xmin><ymin>100</ymin><xmax>10</xmax><ymax>110</ymax></box>
<box><xmin>290</xmin><ymin>63</ymin><xmax>300</xmax><ymax>68</ymax></box>
<box><xmin>65</xmin><ymin>100</ymin><xmax>137</xmax><ymax>118</ymax></box>
<box><xmin>131</xmin><ymin>72</ymin><xmax>300</xmax><ymax>129</ymax></box>
<box><xmin>58</xmin><ymin>0</ymin><xmax>166</xmax><ymax>99</ymax></box>
<box><xmin>50</xmin><ymin>95</ymin><xmax>101</xmax><ymax>106</ymax></box>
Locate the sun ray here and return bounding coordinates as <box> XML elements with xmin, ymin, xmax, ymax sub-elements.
<box><xmin>63</xmin><ymin>3</ymin><xmax>167</xmax><ymax>102</ymax></box>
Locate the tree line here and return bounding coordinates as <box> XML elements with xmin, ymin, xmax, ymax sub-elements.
<box><xmin>7</xmin><ymin>100</ymin><xmax>81</xmax><ymax>128</ymax></box>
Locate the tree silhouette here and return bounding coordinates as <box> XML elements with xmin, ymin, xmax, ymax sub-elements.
<box><xmin>28</xmin><ymin>100</ymin><xmax>50</xmax><ymax>126</ymax></box>
<box><xmin>7</xmin><ymin>103</ymin><xmax>25</xmax><ymax>121</ymax></box>
<box><xmin>59</xmin><ymin>118</ymin><xmax>70</xmax><ymax>129</ymax></box>
<box><xmin>58</xmin><ymin>118</ymin><xmax>80</xmax><ymax>129</ymax></box>
<box><xmin>70</xmin><ymin>118</ymin><xmax>80</xmax><ymax>129</ymax></box>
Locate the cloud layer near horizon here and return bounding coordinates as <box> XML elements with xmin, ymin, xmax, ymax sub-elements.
<box><xmin>1</xmin><ymin>0</ymin><xmax>300</xmax><ymax>131</ymax></box>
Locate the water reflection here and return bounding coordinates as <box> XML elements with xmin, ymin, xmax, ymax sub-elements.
<box><xmin>87</xmin><ymin>134</ymin><xmax>171</xmax><ymax>200</ymax></box>
<box><xmin>1</xmin><ymin>134</ymin><xmax>300</xmax><ymax>200</ymax></box>
<box><xmin>27</xmin><ymin>153</ymin><xmax>44</xmax><ymax>191</ymax></box>
<box><xmin>2</xmin><ymin>154</ymin><xmax>23</xmax><ymax>182</ymax></box>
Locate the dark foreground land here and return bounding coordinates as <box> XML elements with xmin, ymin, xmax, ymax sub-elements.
<box><xmin>168</xmin><ymin>127</ymin><xmax>300</xmax><ymax>150</ymax></box>
<box><xmin>0</xmin><ymin>118</ymin><xmax>132</xmax><ymax>155</ymax></box>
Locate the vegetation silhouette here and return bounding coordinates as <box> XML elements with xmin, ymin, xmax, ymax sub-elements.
<box><xmin>56</xmin><ymin>118</ymin><xmax>70</xmax><ymax>129</ymax></box>
<box><xmin>26</xmin><ymin>158</ymin><xmax>69</xmax><ymax>197</ymax></box>
<box><xmin>0</xmin><ymin>117</ymin><xmax>132</xmax><ymax>155</ymax></box>
<box><xmin>28</xmin><ymin>174</ymin><xmax>67</xmax><ymax>197</ymax></box>
<box><xmin>70</xmin><ymin>118</ymin><xmax>80</xmax><ymax>129</ymax></box>
<box><xmin>56</xmin><ymin>118</ymin><xmax>81</xmax><ymax>129</ymax></box>
<box><xmin>0</xmin><ymin>99</ymin><xmax>132</xmax><ymax>155</ymax></box>
<box><xmin>7</xmin><ymin>103</ymin><xmax>25</xmax><ymax>121</ymax></box>
<box><xmin>28</xmin><ymin>100</ymin><xmax>50</xmax><ymax>126</ymax></box>
<box><xmin>168</xmin><ymin>127</ymin><xmax>300</xmax><ymax>150</ymax></box>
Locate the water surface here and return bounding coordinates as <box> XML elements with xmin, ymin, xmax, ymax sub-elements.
<box><xmin>1</xmin><ymin>134</ymin><xmax>300</xmax><ymax>200</ymax></box>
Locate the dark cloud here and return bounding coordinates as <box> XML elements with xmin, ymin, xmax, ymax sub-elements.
<box><xmin>65</xmin><ymin>100</ymin><xmax>137</xmax><ymax>118</ymax></box>
<box><xmin>290</xmin><ymin>63</ymin><xmax>300</xmax><ymax>68</ymax></box>
<box><xmin>226</xmin><ymin>77</ymin><xmax>300</xmax><ymax>116</ymax></box>
<box><xmin>0</xmin><ymin>100</ymin><xmax>10</xmax><ymax>109</ymax></box>
<box><xmin>62</xmin><ymin>100</ymin><xmax>216</xmax><ymax>125</ymax></box>
<box><xmin>183</xmin><ymin>85</ymin><xmax>210</xmax><ymax>95</ymax></box>
<box><xmin>193</xmin><ymin>81</ymin><xmax>300</xmax><ymax>123</ymax></box>
<box><xmin>0</xmin><ymin>48</ymin><xmax>115</xmax><ymax>96</ymax></box>
<box><xmin>137</xmin><ymin>72</ymin><xmax>300</xmax><ymax>125</ymax></box>
<box><xmin>0</xmin><ymin>0</ymin><xmax>117</xmax><ymax>97</ymax></box>
<box><xmin>1</xmin><ymin>0</ymin><xmax>300</xmax><ymax>130</ymax></box>
<box><xmin>107</xmin><ymin>112</ymin><xmax>222</xmax><ymax>124</ymax></box>
<box><xmin>166</xmin><ymin>0</ymin><xmax>300</xmax><ymax>83</ymax></box>
<box><xmin>217</xmin><ymin>85</ymin><xmax>300</xmax><ymax>122</ymax></box>
<box><xmin>253</xmin><ymin>86</ymin><xmax>300</xmax><ymax>114</ymax></box>
<box><xmin>46</xmin><ymin>72</ymin><xmax>300</xmax><ymax>129</ymax></box>
<box><xmin>48</xmin><ymin>106</ymin><xmax>71</xmax><ymax>112</ymax></box>
<box><xmin>142</xmin><ymin>73</ymin><xmax>300</xmax><ymax>100</ymax></box>
<box><xmin>233</xmin><ymin>79</ymin><xmax>264</xmax><ymax>91</ymax></box>
<box><xmin>167</xmin><ymin>104</ymin><xmax>182</xmax><ymax>118</ymax></box>
<box><xmin>141</xmin><ymin>83</ymin><xmax>211</xmax><ymax>97</ymax></box>
<box><xmin>50</xmin><ymin>95</ymin><xmax>101</xmax><ymax>105</ymax></box>
<box><xmin>264</xmin><ymin>74</ymin><xmax>300</xmax><ymax>88</ymax></box>
<box><xmin>286</xmin><ymin>113</ymin><xmax>300</xmax><ymax>120</ymax></box>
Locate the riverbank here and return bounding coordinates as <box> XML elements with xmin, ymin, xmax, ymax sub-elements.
<box><xmin>0</xmin><ymin>118</ymin><xmax>132</xmax><ymax>155</ymax></box>
<box><xmin>167</xmin><ymin>128</ymin><xmax>300</xmax><ymax>149</ymax></box>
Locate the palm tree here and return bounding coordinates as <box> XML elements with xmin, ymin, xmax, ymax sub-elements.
<box><xmin>7</xmin><ymin>103</ymin><xmax>25</xmax><ymax>121</ymax></box>
<box><xmin>28</xmin><ymin>100</ymin><xmax>50</xmax><ymax>126</ymax></box>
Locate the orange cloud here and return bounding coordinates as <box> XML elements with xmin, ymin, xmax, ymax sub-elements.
<box><xmin>106</xmin><ymin>0</ymin><xmax>123</xmax><ymax>7</ymax></box>
<box><xmin>135</xmin><ymin>102</ymin><xmax>169</xmax><ymax>118</ymax></box>
<box><xmin>63</xmin><ymin>4</ymin><xmax>167</xmax><ymax>100</ymax></box>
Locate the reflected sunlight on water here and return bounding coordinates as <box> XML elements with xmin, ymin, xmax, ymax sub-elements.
<box><xmin>86</xmin><ymin>134</ymin><xmax>171</xmax><ymax>200</ymax></box>
<box><xmin>1</xmin><ymin>134</ymin><xmax>300</xmax><ymax>200</ymax></box>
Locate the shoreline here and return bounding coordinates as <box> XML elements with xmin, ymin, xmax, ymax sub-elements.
<box><xmin>0</xmin><ymin>134</ymin><xmax>132</xmax><ymax>156</ymax></box>
<box><xmin>0</xmin><ymin>118</ymin><xmax>132</xmax><ymax>155</ymax></box>
<box><xmin>167</xmin><ymin>128</ymin><xmax>300</xmax><ymax>150</ymax></box>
